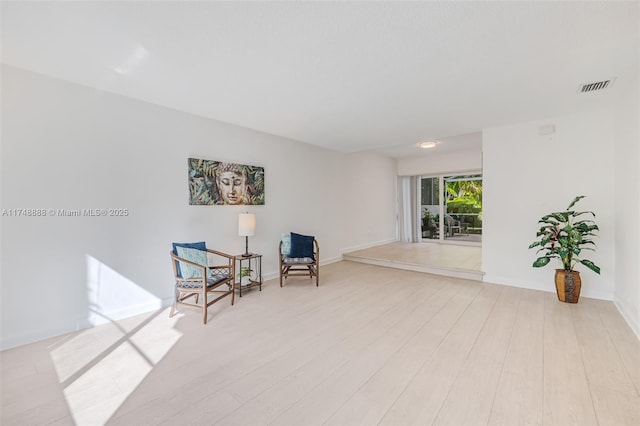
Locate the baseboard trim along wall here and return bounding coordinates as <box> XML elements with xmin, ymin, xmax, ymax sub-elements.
<box><xmin>482</xmin><ymin>274</ymin><xmax>615</xmax><ymax>301</ymax></box>
<box><xmin>614</xmin><ymin>299</ymin><xmax>640</xmax><ymax>341</ymax></box>
<box><xmin>339</xmin><ymin>238</ymin><xmax>399</xmax><ymax>256</ymax></box>
<box><xmin>0</xmin><ymin>297</ymin><xmax>174</xmax><ymax>351</ymax></box>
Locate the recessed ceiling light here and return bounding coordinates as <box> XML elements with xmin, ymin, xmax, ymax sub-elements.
<box><xmin>418</xmin><ymin>140</ymin><xmax>439</xmax><ymax>149</ymax></box>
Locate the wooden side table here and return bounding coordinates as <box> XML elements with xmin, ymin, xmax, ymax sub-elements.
<box><xmin>234</xmin><ymin>253</ymin><xmax>263</xmax><ymax>297</ymax></box>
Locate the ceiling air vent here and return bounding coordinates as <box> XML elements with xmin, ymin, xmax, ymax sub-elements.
<box><xmin>578</xmin><ymin>79</ymin><xmax>615</xmax><ymax>94</ymax></box>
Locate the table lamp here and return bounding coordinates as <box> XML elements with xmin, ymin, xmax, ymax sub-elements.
<box><xmin>238</xmin><ymin>212</ymin><xmax>256</xmax><ymax>257</ymax></box>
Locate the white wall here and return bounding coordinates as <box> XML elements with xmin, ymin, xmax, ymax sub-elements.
<box><xmin>614</xmin><ymin>73</ymin><xmax>640</xmax><ymax>337</ymax></box>
<box><xmin>0</xmin><ymin>65</ymin><xmax>398</xmax><ymax>349</ymax></box>
<box><xmin>397</xmin><ymin>148</ymin><xmax>482</xmax><ymax>177</ymax></box>
<box><xmin>338</xmin><ymin>151</ymin><xmax>398</xmax><ymax>253</ymax></box>
<box><xmin>482</xmin><ymin>108</ymin><xmax>616</xmax><ymax>301</ymax></box>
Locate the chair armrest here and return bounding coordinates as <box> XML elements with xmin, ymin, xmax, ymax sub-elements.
<box><xmin>170</xmin><ymin>252</ymin><xmax>205</xmax><ymax>268</ymax></box>
<box><xmin>313</xmin><ymin>238</ymin><xmax>319</xmax><ymax>262</ymax></box>
<box><xmin>209</xmin><ymin>264</ymin><xmax>232</xmax><ymax>270</ymax></box>
<box><xmin>205</xmin><ymin>248</ymin><xmax>234</xmax><ymax>260</ymax></box>
<box><xmin>203</xmin><ymin>249</ymin><xmax>235</xmax><ymax>278</ymax></box>
<box><xmin>170</xmin><ymin>252</ymin><xmax>208</xmax><ymax>279</ymax></box>
<box><xmin>206</xmin><ymin>251</ymin><xmax>235</xmax><ymax>281</ymax></box>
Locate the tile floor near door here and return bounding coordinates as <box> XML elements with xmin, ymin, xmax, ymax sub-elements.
<box><xmin>2</xmin><ymin>261</ymin><xmax>639</xmax><ymax>425</ymax></box>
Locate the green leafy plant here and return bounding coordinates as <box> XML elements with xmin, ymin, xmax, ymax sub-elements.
<box><xmin>422</xmin><ymin>209</ymin><xmax>434</xmax><ymax>227</ymax></box>
<box><xmin>528</xmin><ymin>196</ymin><xmax>600</xmax><ymax>274</ymax></box>
<box><xmin>240</xmin><ymin>266</ymin><xmax>252</xmax><ymax>277</ymax></box>
<box><xmin>445</xmin><ymin>178</ymin><xmax>482</xmax><ymax>214</ymax></box>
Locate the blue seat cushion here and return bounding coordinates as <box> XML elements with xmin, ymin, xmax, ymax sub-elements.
<box><xmin>283</xmin><ymin>257</ymin><xmax>315</xmax><ymax>265</ymax></box>
<box><xmin>290</xmin><ymin>233</ymin><xmax>314</xmax><ymax>259</ymax></box>
<box><xmin>172</xmin><ymin>241</ymin><xmax>206</xmax><ymax>277</ymax></box>
<box><xmin>178</xmin><ymin>274</ymin><xmax>230</xmax><ymax>288</ymax></box>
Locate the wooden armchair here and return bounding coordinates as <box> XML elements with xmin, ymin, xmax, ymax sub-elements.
<box><xmin>279</xmin><ymin>233</ymin><xmax>319</xmax><ymax>287</ymax></box>
<box><xmin>170</xmin><ymin>243</ymin><xmax>235</xmax><ymax>323</ymax></box>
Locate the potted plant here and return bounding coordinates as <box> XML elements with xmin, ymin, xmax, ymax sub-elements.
<box><xmin>528</xmin><ymin>195</ymin><xmax>600</xmax><ymax>303</ymax></box>
<box><xmin>240</xmin><ymin>266</ymin><xmax>252</xmax><ymax>286</ymax></box>
<box><xmin>422</xmin><ymin>209</ymin><xmax>435</xmax><ymax>238</ymax></box>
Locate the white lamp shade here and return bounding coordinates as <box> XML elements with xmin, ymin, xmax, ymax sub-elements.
<box><xmin>238</xmin><ymin>213</ymin><xmax>256</xmax><ymax>237</ymax></box>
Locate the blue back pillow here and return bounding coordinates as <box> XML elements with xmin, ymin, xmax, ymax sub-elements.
<box><xmin>290</xmin><ymin>232</ymin><xmax>315</xmax><ymax>259</ymax></box>
<box><xmin>172</xmin><ymin>241</ymin><xmax>207</xmax><ymax>277</ymax></box>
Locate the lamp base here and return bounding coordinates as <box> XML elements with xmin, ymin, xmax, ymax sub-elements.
<box><xmin>241</xmin><ymin>236</ymin><xmax>252</xmax><ymax>257</ymax></box>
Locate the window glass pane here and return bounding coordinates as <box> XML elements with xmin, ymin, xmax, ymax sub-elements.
<box><xmin>420</xmin><ymin>177</ymin><xmax>439</xmax><ymax>240</ymax></box>
<box><xmin>444</xmin><ymin>174</ymin><xmax>482</xmax><ymax>242</ymax></box>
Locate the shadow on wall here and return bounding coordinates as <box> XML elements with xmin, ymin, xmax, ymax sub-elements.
<box><xmin>47</xmin><ymin>255</ymin><xmax>183</xmax><ymax>425</ymax></box>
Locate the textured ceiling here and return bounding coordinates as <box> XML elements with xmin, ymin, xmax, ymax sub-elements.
<box><xmin>2</xmin><ymin>1</ymin><xmax>638</xmax><ymax>157</ymax></box>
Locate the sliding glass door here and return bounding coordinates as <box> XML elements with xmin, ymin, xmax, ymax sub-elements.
<box><xmin>420</xmin><ymin>173</ymin><xmax>482</xmax><ymax>244</ymax></box>
<box><xmin>444</xmin><ymin>174</ymin><xmax>482</xmax><ymax>242</ymax></box>
<box><xmin>420</xmin><ymin>177</ymin><xmax>440</xmax><ymax>240</ymax></box>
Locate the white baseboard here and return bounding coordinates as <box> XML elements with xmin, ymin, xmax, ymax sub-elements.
<box><xmin>84</xmin><ymin>298</ymin><xmax>173</xmax><ymax>327</ymax></box>
<box><xmin>0</xmin><ymin>297</ymin><xmax>174</xmax><ymax>351</ymax></box>
<box><xmin>344</xmin><ymin>254</ymin><xmax>484</xmax><ymax>282</ymax></box>
<box><xmin>482</xmin><ymin>274</ymin><xmax>614</xmax><ymax>301</ymax></box>
<box><xmin>321</xmin><ymin>255</ymin><xmax>343</xmax><ymax>266</ymax></box>
<box><xmin>613</xmin><ymin>299</ymin><xmax>640</xmax><ymax>341</ymax></box>
<box><xmin>340</xmin><ymin>238</ymin><xmax>399</xmax><ymax>255</ymax></box>
<box><xmin>262</xmin><ymin>271</ymin><xmax>279</xmax><ymax>282</ymax></box>
<box><xmin>261</xmin><ymin>255</ymin><xmax>342</xmax><ymax>283</ymax></box>
<box><xmin>1</xmin><ymin>324</ymin><xmax>82</xmax><ymax>351</ymax></box>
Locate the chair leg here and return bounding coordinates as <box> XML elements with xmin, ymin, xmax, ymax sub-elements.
<box><xmin>169</xmin><ymin>287</ymin><xmax>179</xmax><ymax>317</ymax></box>
<box><xmin>231</xmin><ymin>281</ymin><xmax>235</xmax><ymax>306</ymax></box>
<box><xmin>202</xmin><ymin>289</ymin><xmax>207</xmax><ymax>324</ymax></box>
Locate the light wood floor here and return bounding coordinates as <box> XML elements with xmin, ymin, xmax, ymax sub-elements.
<box><xmin>2</xmin><ymin>261</ymin><xmax>639</xmax><ymax>426</ymax></box>
<box><xmin>344</xmin><ymin>242</ymin><xmax>483</xmax><ymax>281</ymax></box>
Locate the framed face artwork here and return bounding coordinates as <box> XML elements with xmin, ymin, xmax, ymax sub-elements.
<box><xmin>188</xmin><ymin>158</ymin><xmax>265</xmax><ymax>205</ymax></box>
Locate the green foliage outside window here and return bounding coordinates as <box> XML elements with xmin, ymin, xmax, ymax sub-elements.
<box><xmin>445</xmin><ymin>176</ymin><xmax>482</xmax><ymax>217</ymax></box>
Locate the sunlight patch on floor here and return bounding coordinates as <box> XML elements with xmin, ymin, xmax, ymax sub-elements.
<box><xmin>50</xmin><ymin>310</ymin><xmax>182</xmax><ymax>425</ymax></box>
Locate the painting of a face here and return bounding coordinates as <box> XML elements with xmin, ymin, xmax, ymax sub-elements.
<box><xmin>188</xmin><ymin>158</ymin><xmax>265</xmax><ymax>205</ymax></box>
<box><xmin>216</xmin><ymin>171</ymin><xmax>247</xmax><ymax>205</ymax></box>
